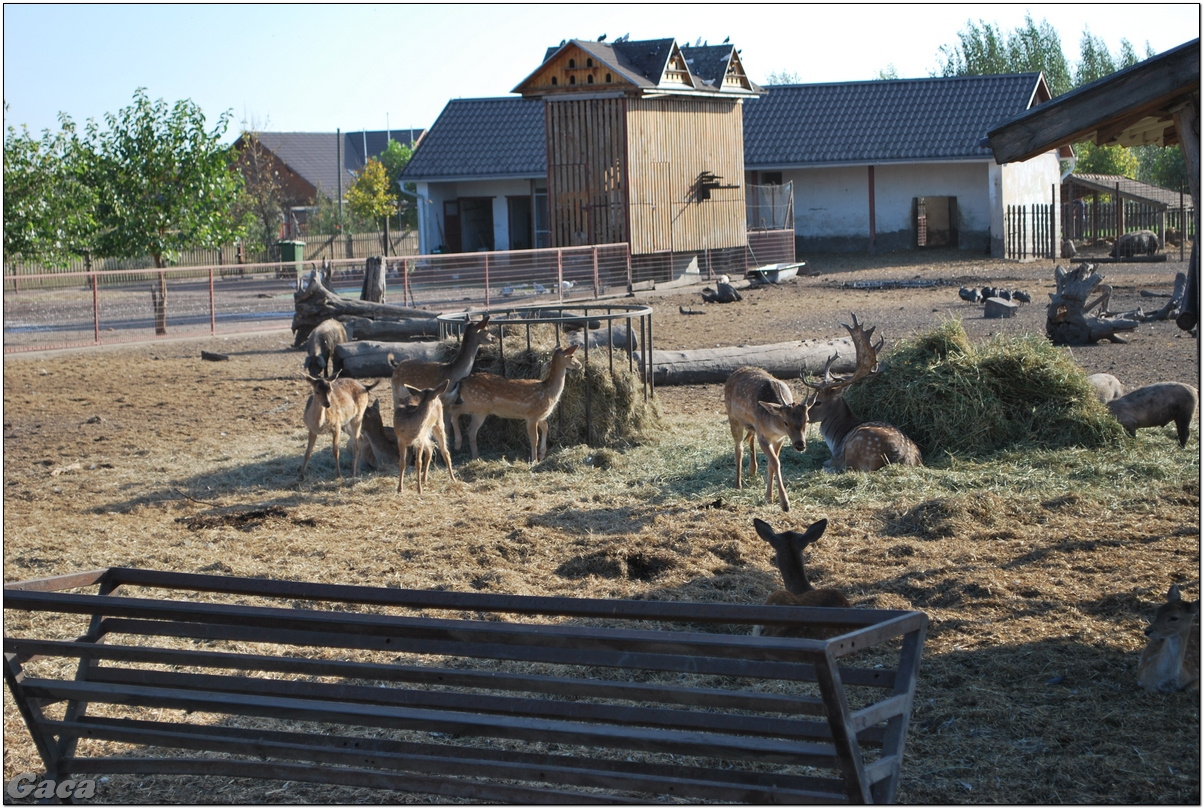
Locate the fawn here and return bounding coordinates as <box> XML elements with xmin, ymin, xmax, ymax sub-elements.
<box><xmin>1138</xmin><ymin>583</ymin><xmax>1200</xmax><ymax>693</ymax></box>
<box><xmin>299</xmin><ymin>375</ymin><xmax>378</xmax><ymax>480</ymax></box>
<box><xmin>393</xmin><ymin>380</ymin><xmax>455</xmax><ymax>494</ymax></box>
<box><xmin>724</xmin><ymin>366</ymin><xmax>811</xmax><ymax>512</ymax></box>
<box><xmin>751</xmin><ymin>517</ymin><xmax>850</xmax><ymax>637</ymax></box>
<box><xmin>448</xmin><ymin>345</ymin><xmax>582</xmax><ymax>463</ymax></box>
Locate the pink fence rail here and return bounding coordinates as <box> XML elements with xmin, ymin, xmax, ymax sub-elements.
<box><xmin>3</xmin><ymin>245</ymin><xmax>635</xmax><ymax>354</ymax></box>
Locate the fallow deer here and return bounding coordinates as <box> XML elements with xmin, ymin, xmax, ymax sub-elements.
<box><xmin>388</xmin><ymin>315</ymin><xmax>494</xmax><ymax>410</ymax></box>
<box><xmin>299</xmin><ymin>375</ymin><xmax>378</xmax><ymax>480</ymax></box>
<box><xmin>358</xmin><ymin>399</ymin><xmax>400</xmax><ymax>470</ymax></box>
<box><xmin>1137</xmin><ymin>583</ymin><xmax>1200</xmax><ymax>693</ymax></box>
<box><xmin>724</xmin><ymin>366</ymin><xmax>811</xmax><ymax>512</ymax></box>
<box><xmin>448</xmin><ymin>345</ymin><xmax>582</xmax><ymax>463</ymax></box>
<box><xmin>393</xmin><ymin>380</ymin><xmax>456</xmax><ymax>494</ymax></box>
<box><xmin>802</xmin><ymin>315</ymin><xmax>922</xmax><ymax>472</ymax></box>
<box><xmin>751</xmin><ymin>517</ymin><xmax>850</xmax><ymax>637</ymax></box>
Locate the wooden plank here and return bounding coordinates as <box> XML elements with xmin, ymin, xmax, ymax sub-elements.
<box><xmin>987</xmin><ymin>40</ymin><xmax>1199</xmax><ymax>163</ymax></box>
<box><xmin>2</xmin><ymin>568</ymin><xmax>110</xmax><ymax>592</ymax></box>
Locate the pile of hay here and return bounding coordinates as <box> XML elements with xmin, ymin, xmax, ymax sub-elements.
<box><xmin>842</xmin><ymin>319</ymin><xmax>1125</xmax><ymax>459</ymax></box>
<box><xmin>448</xmin><ymin>325</ymin><xmax>662</xmax><ymax>460</ymax></box>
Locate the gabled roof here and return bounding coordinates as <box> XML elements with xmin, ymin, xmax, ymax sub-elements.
<box><xmin>515</xmin><ymin>37</ymin><xmax>761</xmax><ymax>98</ymax></box>
<box><xmin>400</xmin><ymin>98</ymin><xmax>546</xmax><ymax>182</ymax></box>
<box><xmin>400</xmin><ymin>72</ymin><xmax>1052</xmax><ymax>181</ymax></box>
<box><xmin>743</xmin><ymin>73</ymin><xmax>1050</xmax><ymax>168</ymax></box>
<box><xmin>1067</xmin><ymin>173</ymin><xmax>1187</xmax><ymax>209</ymax></box>
<box><xmin>239</xmin><ymin>129</ymin><xmax>423</xmax><ymax>198</ymax></box>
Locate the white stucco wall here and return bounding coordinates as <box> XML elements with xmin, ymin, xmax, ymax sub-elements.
<box><xmin>783</xmin><ymin>161</ymin><xmax>994</xmax><ymax>251</ymax></box>
<box><xmin>999</xmin><ymin>150</ymin><xmax>1063</xmax><ymax>257</ymax></box>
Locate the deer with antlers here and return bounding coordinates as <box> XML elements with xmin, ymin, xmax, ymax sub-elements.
<box><xmin>802</xmin><ymin>315</ymin><xmax>922</xmax><ymax>473</ymax></box>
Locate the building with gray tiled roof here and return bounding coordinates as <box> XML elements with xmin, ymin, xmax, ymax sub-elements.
<box><xmin>402</xmin><ymin>69</ymin><xmax>1061</xmax><ymax>257</ymax></box>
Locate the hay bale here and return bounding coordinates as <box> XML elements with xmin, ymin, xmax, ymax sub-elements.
<box><xmin>454</xmin><ymin>326</ymin><xmax>661</xmax><ymax>460</ymax></box>
<box><xmin>843</xmin><ymin>319</ymin><xmax>1126</xmax><ymax>458</ymax></box>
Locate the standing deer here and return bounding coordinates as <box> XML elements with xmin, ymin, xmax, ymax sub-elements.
<box><xmin>724</xmin><ymin>366</ymin><xmax>812</xmax><ymax>512</ymax></box>
<box><xmin>751</xmin><ymin>517</ymin><xmax>850</xmax><ymax>637</ymax></box>
<box><xmin>393</xmin><ymin>380</ymin><xmax>455</xmax><ymax>494</ymax></box>
<box><xmin>802</xmin><ymin>315</ymin><xmax>922</xmax><ymax>472</ymax></box>
<box><xmin>299</xmin><ymin>375</ymin><xmax>379</xmax><ymax>480</ymax></box>
<box><xmin>388</xmin><ymin>315</ymin><xmax>494</xmax><ymax>409</ymax></box>
<box><xmin>1137</xmin><ymin>583</ymin><xmax>1200</xmax><ymax>693</ymax></box>
<box><xmin>448</xmin><ymin>345</ymin><xmax>582</xmax><ymax>463</ymax></box>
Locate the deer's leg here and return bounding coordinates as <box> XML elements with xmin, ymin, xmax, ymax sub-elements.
<box><xmin>759</xmin><ymin>435</ymin><xmax>789</xmax><ymax>512</ymax></box>
<box><xmin>449</xmin><ymin>408</ymin><xmax>464</xmax><ymax>450</ymax></box>
<box><xmin>432</xmin><ymin>421</ymin><xmax>456</xmax><ymax>482</ymax></box>
<box><xmin>528</xmin><ymin>419</ymin><xmax>542</xmax><ymax>463</ymax></box>
<box><xmin>466</xmin><ymin>414</ymin><xmax>487</xmax><ymax>460</ymax></box>
<box><xmin>348</xmin><ymin>417</ymin><xmax>364</xmax><ymax>477</ymax></box>
<box><xmin>536</xmin><ymin>418</ymin><xmax>549</xmax><ymax>462</ymax></box>
<box><xmin>747</xmin><ymin>433</ymin><xmax>758</xmax><ymax>478</ymax></box>
<box><xmin>330</xmin><ymin>428</ymin><xmax>343</xmax><ymax>479</ymax></box>
<box><xmin>397</xmin><ymin>445</ymin><xmax>408</xmax><ymax>493</ymax></box>
<box><xmin>299</xmin><ymin>432</ymin><xmax>318</xmax><ymax>479</ymax></box>
<box><xmin>729</xmin><ymin>420</ymin><xmax>745</xmax><ymax>488</ymax></box>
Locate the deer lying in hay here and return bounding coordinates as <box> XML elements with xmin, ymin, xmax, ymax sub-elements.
<box><xmin>802</xmin><ymin>315</ymin><xmax>922</xmax><ymax>472</ymax></box>
<box><xmin>1138</xmin><ymin>583</ymin><xmax>1199</xmax><ymax>693</ymax></box>
<box><xmin>751</xmin><ymin>517</ymin><xmax>850</xmax><ymax>638</ymax></box>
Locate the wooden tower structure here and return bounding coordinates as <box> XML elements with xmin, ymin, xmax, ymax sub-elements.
<box><xmin>514</xmin><ymin>37</ymin><xmax>763</xmax><ymax>278</ymax></box>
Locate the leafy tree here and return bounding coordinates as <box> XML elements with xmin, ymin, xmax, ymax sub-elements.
<box><xmin>233</xmin><ymin>130</ymin><xmax>286</xmax><ymax>258</ymax></box>
<box><xmin>875</xmin><ymin>64</ymin><xmax>900</xmax><ymax>80</ymax></box>
<box><xmin>763</xmin><ymin>69</ymin><xmax>803</xmax><ymax>85</ymax></box>
<box><xmin>379</xmin><ymin>139</ymin><xmax>417</xmax><ymax>230</ymax></box>
<box><xmin>938</xmin><ymin>14</ymin><xmax>1071</xmax><ymax>95</ymax></box>
<box><xmin>87</xmin><ymin>88</ymin><xmax>246</xmax><ymax>333</ymax></box>
<box><xmin>1136</xmin><ymin>145</ymin><xmax>1189</xmax><ymax>190</ymax></box>
<box><xmin>346</xmin><ymin>158</ymin><xmax>396</xmax><ymax>255</ymax></box>
<box><xmin>3</xmin><ymin>113</ymin><xmax>98</xmax><ymax>268</ymax></box>
<box><xmin>1074</xmin><ymin>140</ymin><xmax>1138</xmax><ymax>177</ymax></box>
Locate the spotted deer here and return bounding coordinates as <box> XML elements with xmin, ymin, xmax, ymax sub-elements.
<box><xmin>448</xmin><ymin>345</ymin><xmax>582</xmax><ymax>463</ymax></box>
<box><xmin>1138</xmin><ymin>583</ymin><xmax>1200</xmax><ymax>693</ymax></box>
<box><xmin>388</xmin><ymin>315</ymin><xmax>494</xmax><ymax>410</ymax></box>
<box><xmin>751</xmin><ymin>518</ymin><xmax>850</xmax><ymax>637</ymax></box>
<box><xmin>802</xmin><ymin>315</ymin><xmax>922</xmax><ymax>472</ymax></box>
<box><xmin>724</xmin><ymin>366</ymin><xmax>812</xmax><ymax>512</ymax></box>
<box><xmin>357</xmin><ymin>399</ymin><xmax>400</xmax><ymax>470</ymax></box>
<box><xmin>393</xmin><ymin>380</ymin><xmax>456</xmax><ymax>494</ymax></box>
<box><xmin>299</xmin><ymin>375</ymin><xmax>379</xmax><ymax>480</ymax></box>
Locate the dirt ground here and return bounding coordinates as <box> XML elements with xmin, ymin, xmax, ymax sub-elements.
<box><xmin>2</xmin><ymin>247</ymin><xmax>1200</xmax><ymax>804</ymax></box>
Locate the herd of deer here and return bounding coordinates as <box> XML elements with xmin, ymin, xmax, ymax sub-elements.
<box><xmin>295</xmin><ymin>311</ymin><xmax>1198</xmax><ymax>692</ymax></box>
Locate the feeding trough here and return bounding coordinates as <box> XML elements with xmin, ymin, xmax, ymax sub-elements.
<box><xmin>746</xmin><ymin>261</ymin><xmax>805</xmax><ymax>284</ymax></box>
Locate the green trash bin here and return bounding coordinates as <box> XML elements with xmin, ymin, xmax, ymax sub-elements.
<box><xmin>277</xmin><ymin>240</ymin><xmax>305</xmax><ymax>280</ymax></box>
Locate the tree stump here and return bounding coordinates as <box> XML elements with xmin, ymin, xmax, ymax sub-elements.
<box><xmin>1045</xmin><ymin>262</ymin><xmax>1140</xmax><ymax>345</ymax></box>
<box><xmin>292</xmin><ymin>270</ymin><xmax>435</xmax><ymax>346</ymax></box>
<box><xmin>361</xmin><ymin>256</ymin><xmax>386</xmax><ymax>304</ymax></box>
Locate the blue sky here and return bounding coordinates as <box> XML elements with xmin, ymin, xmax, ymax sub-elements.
<box><xmin>3</xmin><ymin>3</ymin><xmax>1199</xmax><ymax>140</ymax></box>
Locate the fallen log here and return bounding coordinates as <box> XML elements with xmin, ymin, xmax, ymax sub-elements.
<box><xmin>340</xmin><ymin>316</ymin><xmax>440</xmax><ymax>341</ymax></box>
<box><xmin>292</xmin><ymin>270</ymin><xmax>437</xmax><ymax>346</ymax></box>
<box><xmin>335</xmin><ymin>338</ymin><xmax>859</xmax><ymax>385</ymax></box>
<box><xmin>636</xmin><ymin>339</ymin><xmax>857</xmax><ymax>386</ymax></box>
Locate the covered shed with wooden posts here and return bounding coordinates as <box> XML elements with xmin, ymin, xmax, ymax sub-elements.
<box><xmin>511</xmin><ymin>37</ymin><xmax>764</xmax><ymax>280</ymax></box>
<box><xmin>986</xmin><ymin>37</ymin><xmax>1200</xmax><ymax>331</ymax></box>
<box><xmin>1061</xmin><ymin>172</ymin><xmax>1194</xmax><ymax>249</ymax></box>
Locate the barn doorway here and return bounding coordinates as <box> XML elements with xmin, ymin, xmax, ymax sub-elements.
<box><xmin>914</xmin><ymin>196</ymin><xmax>958</xmax><ymax>248</ymax></box>
<box><xmin>458</xmin><ymin>197</ymin><xmax>495</xmax><ymax>252</ymax></box>
<box><xmin>508</xmin><ymin>196</ymin><xmax>532</xmax><ymax>250</ymax></box>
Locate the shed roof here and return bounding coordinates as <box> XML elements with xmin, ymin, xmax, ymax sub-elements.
<box><xmin>986</xmin><ymin>38</ymin><xmax>1199</xmax><ymax>163</ymax></box>
<box><xmin>241</xmin><ymin>130</ymin><xmax>423</xmax><ymax>198</ymax></box>
<box><xmin>400</xmin><ymin>97</ymin><xmax>547</xmax><ymax>182</ymax></box>
<box><xmin>743</xmin><ymin>73</ymin><xmax>1050</xmax><ymax>168</ymax></box>
<box><xmin>1066</xmin><ymin>173</ymin><xmax>1188</xmax><ymax>209</ymax></box>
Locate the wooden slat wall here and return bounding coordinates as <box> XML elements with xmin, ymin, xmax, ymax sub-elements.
<box><xmin>546</xmin><ymin>99</ymin><xmax>628</xmax><ymax>249</ymax></box>
<box><xmin>626</xmin><ymin>98</ymin><xmax>747</xmax><ymax>255</ymax></box>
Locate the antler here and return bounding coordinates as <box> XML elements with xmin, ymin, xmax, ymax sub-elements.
<box><xmin>801</xmin><ymin>314</ymin><xmax>884</xmax><ymax>393</ymax></box>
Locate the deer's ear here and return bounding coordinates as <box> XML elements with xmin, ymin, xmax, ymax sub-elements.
<box><xmin>758</xmin><ymin>401</ymin><xmax>783</xmax><ymax>416</ymax></box>
<box><xmin>752</xmin><ymin>518</ymin><xmax>777</xmax><ymax>544</ymax></box>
